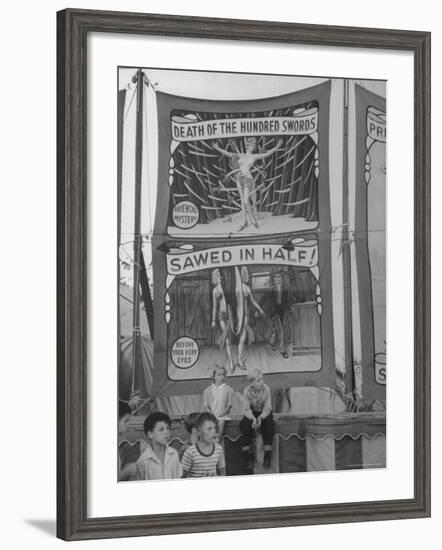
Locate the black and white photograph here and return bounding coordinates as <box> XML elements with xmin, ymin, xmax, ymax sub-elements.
<box><xmin>1</xmin><ymin>0</ymin><xmax>435</xmax><ymax>547</ymax></box>
<box><xmin>117</xmin><ymin>67</ymin><xmax>386</xmax><ymax>481</ymax></box>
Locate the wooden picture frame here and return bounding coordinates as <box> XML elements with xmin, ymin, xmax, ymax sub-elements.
<box><xmin>57</xmin><ymin>8</ymin><xmax>431</xmax><ymax>541</ymax></box>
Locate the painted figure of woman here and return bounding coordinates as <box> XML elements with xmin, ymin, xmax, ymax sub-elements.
<box><xmin>211</xmin><ymin>268</ymin><xmax>235</xmax><ymax>374</ymax></box>
<box><xmin>237</xmin><ymin>266</ymin><xmax>265</xmax><ymax>370</ymax></box>
<box><xmin>214</xmin><ymin>137</ymin><xmax>282</xmax><ymax>232</ymax></box>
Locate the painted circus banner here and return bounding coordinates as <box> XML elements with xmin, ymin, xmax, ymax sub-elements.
<box><xmin>151</xmin><ymin>82</ymin><xmax>335</xmax><ymax>397</ymax></box>
<box><xmin>166</xmin><ymin>241</ymin><xmax>318</xmax><ymax>278</ymax></box>
<box><xmin>354</xmin><ymin>85</ymin><xmax>386</xmax><ymax>401</ymax></box>
<box><xmin>366</xmin><ymin>107</ymin><xmax>386</xmax><ymax>143</ymax></box>
<box><xmin>171</xmin><ymin>111</ymin><xmax>318</xmax><ymax>142</ymax></box>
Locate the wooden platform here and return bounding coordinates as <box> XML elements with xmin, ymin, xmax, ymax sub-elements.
<box><xmin>120</xmin><ymin>413</ymin><xmax>387</xmax><ymax>476</ymax></box>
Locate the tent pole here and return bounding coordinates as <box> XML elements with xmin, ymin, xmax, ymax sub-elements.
<box><xmin>140</xmin><ymin>250</ymin><xmax>154</xmax><ymax>338</ymax></box>
<box><xmin>131</xmin><ymin>68</ymin><xmax>144</xmax><ymax>396</ymax></box>
<box><xmin>342</xmin><ymin>78</ymin><xmax>355</xmax><ymax>397</ymax></box>
<box><xmin>117</xmin><ymin>87</ymin><xmax>127</xmax><ymax>402</ymax></box>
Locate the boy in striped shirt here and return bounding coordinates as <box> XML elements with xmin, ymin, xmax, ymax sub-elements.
<box><xmin>181</xmin><ymin>412</ymin><xmax>226</xmax><ymax>477</ymax></box>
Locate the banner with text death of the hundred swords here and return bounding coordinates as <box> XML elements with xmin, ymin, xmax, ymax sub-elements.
<box><xmin>151</xmin><ymin>82</ymin><xmax>335</xmax><ymax>397</ymax></box>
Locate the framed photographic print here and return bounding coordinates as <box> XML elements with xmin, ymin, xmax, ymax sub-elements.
<box><xmin>57</xmin><ymin>8</ymin><xmax>431</xmax><ymax>541</ymax></box>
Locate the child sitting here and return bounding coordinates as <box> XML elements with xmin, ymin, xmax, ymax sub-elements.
<box><xmin>240</xmin><ymin>368</ymin><xmax>275</xmax><ymax>472</ymax></box>
<box><xmin>135</xmin><ymin>411</ymin><xmax>182</xmax><ymax>480</ymax></box>
<box><xmin>202</xmin><ymin>364</ymin><xmax>233</xmax><ymax>440</ymax></box>
<box><xmin>181</xmin><ymin>412</ymin><xmax>226</xmax><ymax>477</ymax></box>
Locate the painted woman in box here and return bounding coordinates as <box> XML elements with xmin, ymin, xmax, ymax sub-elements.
<box><xmin>211</xmin><ymin>268</ymin><xmax>235</xmax><ymax>374</ymax></box>
<box><xmin>237</xmin><ymin>266</ymin><xmax>266</xmax><ymax>370</ymax></box>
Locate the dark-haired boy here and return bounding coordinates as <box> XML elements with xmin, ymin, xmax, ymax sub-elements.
<box><xmin>135</xmin><ymin>412</ymin><xmax>182</xmax><ymax>480</ymax></box>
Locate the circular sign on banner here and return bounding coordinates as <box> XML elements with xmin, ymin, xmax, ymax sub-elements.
<box><xmin>172</xmin><ymin>201</ymin><xmax>199</xmax><ymax>229</ymax></box>
<box><xmin>171</xmin><ymin>336</ymin><xmax>200</xmax><ymax>369</ymax></box>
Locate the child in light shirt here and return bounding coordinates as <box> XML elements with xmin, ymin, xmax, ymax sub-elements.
<box><xmin>135</xmin><ymin>411</ymin><xmax>182</xmax><ymax>480</ymax></box>
<box><xmin>202</xmin><ymin>364</ymin><xmax>234</xmax><ymax>440</ymax></box>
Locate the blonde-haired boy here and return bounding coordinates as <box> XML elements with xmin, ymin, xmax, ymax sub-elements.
<box><xmin>240</xmin><ymin>368</ymin><xmax>274</xmax><ymax>471</ymax></box>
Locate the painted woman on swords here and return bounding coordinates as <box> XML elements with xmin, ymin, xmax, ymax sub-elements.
<box><xmin>214</xmin><ymin>137</ymin><xmax>282</xmax><ymax>232</ymax></box>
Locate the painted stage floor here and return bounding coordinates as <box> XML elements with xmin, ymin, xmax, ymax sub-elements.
<box><xmin>168</xmin><ymin>342</ymin><xmax>321</xmax><ymax>381</ymax></box>
<box><xmin>168</xmin><ymin>211</ymin><xmax>318</xmax><ymax>239</ymax></box>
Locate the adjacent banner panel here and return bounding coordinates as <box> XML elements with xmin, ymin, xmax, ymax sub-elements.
<box><xmin>151</xmin><ymin>82</ymin><xmax>335</xmax><ymax>397</ymax></box>
<box><xmin>354</xmin><ymin>85</ymin><xmax>386</xmax><ymax>401</ymax></box>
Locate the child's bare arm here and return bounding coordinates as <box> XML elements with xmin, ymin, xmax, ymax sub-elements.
<box><xmin>258</xmin><ymin>385</ymin><xmax>272</xmax><ymax>420</ymax></box>
<box><xmin>216</xmin><ymin>447</ymin><xmax>226</xmax><ymax>476</ymax></box>
<box><xmin>135</xmin><ymin>460</ymin><xmax>144</xmax><ymax>481</ymax></box>
<box><xmin>243</xmin><ymin>387</ymin><xmax>255</xmax><ymax>420</ymax></box>
<box><xmin>180</xmin><ymin>449</ymin><xmax>193</xmax><ymax>478</ymax></box>
<box><xmin>119</xmin><ymin>462</ymin><xmax>136</xmax><ymax>481</ymax></box>
<box><xmin>202</xmin><ymin>388</ymin><xmax>211</xmax><ymax>412</ymax></box>
<box><xmin>221</xmin><ymin>387</ymin><xmax>234</xmax><ymax>416</ymax></box>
